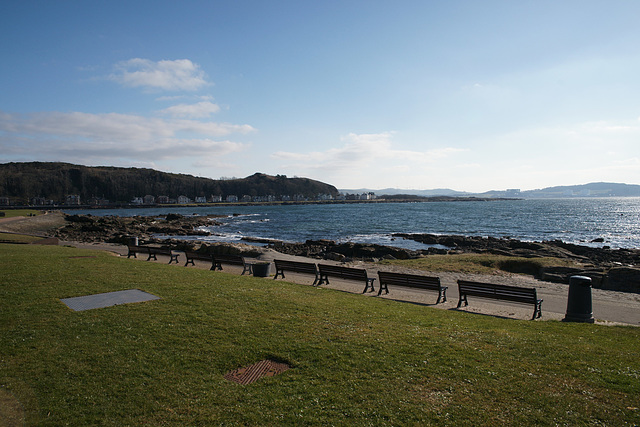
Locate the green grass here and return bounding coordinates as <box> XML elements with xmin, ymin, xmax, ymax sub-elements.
<box><xmin>0</xmin><ymin>209</ymin><xmax>42</xmax><ymax>218</ymax></box>
<box><xmin>1</xmin><ymin>244</ymin><xmax>639</xmax><ymax>425</ymax></box>
<box><xmin>380</xmin><ymin>253</ymin><xmax>584</xmax><ymax>275</ymax></box>
<box><xmin>0</xmin><ymin>233</ymin><xmax>43</xmax><ymax>244</ymax></box>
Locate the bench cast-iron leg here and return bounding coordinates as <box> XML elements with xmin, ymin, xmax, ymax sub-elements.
<box><xmin>377</xmin><ymin>283</ymin><xmax>389</xmax><ymax>296</ymax></box>
<box><xmin>456</xmin><ymin>294</ymin><xmax>468</xmax><ymax>308</ymax></box>
<box><xmin>532</xmin><ymin>299</ymin><xmax>543</xmax><ymax>320</ymax></box>
<box><xmin>362</xmin><ymin>278</ymin><xmax>376</xmax><ymax>294</ymax></box>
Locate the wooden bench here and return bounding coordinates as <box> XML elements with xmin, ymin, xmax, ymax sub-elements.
<box><xmin>317</xmin><ymin>264</ymin><xmax>376</xmax><ymax>293</ymax></box>
<box><xmin>273</xmin><ymin>259</ymin><xmax>320</xmax><ymax>285</ymax></box>
<box><xmin>127</xmin><ymin>245</ymin><xmax>180</xmax><ymax>264</ymax></box>
<box><xmin>457</xmin><ymin>280</ymin><xmax>543</xmax><ymax>320</ymax></box>
<box><xmin>212</xmin><ymin>254</ymin><xmax>254</xmax><ymax>275</ymax></box>
<box><xmin>377</xmin><ymin>271</ymin><xmax>448</xmax><ymax>304</ymax></box>
<box><xmin>184</xmin><ymin>251</ymin><xmax>215</xmax><ymax>270</ymax></box>
<box><xmin>127</xmin><ymin>244</ymin><xmax>148</xmax><ymax>259</ymax></box>
<box><xmin>146</xmin><ymin>247</ymin><xmax>180</xmax><ymax>264</ymax></box>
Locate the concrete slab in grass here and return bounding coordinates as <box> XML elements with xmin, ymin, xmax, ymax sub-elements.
<box><xmin>61</xmin><ymin>289</ymin><xmax>161</xmax><ymax>311</ymax></box>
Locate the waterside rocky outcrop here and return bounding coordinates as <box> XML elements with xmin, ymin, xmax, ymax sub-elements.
<box><xmin>56</xmin><ymin>213</ymin><xmax>222</xmax><ymax>242</ymax></box>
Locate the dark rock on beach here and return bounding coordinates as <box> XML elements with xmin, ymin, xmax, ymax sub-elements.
<box><xmin>55</xmin><ymin>213</ymin><xmax>263</xmax><ymax>258</ymax></box>
<box><xmin>55</xmin><ymin>213</ymin><xmax>223</xmax><ymax>244</ymax></box>
<box><xmin>393</xmin><ymin>233</ymin><xmax>640</xmax><ymax>266</ymax></box>
<box><xmin>604</xmin><ymin>267</ymin><xmax>640</xmax><ymax>292</ymax></box>
<box><xmin>267</xmin><ymin>239</ymin><xmax>420</xmax><ymax>262</ymax></box>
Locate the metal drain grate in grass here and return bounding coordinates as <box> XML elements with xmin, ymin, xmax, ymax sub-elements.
<box><xmin>224</xmin><ymin>359</ymin><xmax>290</xmax><ymax>385</ymax></box>
<box><xmin>61</xmin><ymin>289</ymin><xmax>161</xmax><ymax>311</ymax></box>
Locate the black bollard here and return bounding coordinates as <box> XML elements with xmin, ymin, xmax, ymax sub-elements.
<box><xmin>563</xmin><ymin>275</ymin><xmax>594</xmax><ymax>323</ymax></box>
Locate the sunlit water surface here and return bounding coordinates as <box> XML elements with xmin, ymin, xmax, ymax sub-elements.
<box><xmin>67</xmin><ymin>198</ymin><xmax>640</xmax><ymax>250</ymax></box>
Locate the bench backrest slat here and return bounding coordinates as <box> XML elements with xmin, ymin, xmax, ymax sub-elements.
<box><xmin>213</xmin><ymin>254</ymin><xmax>245</xmax><ymax>265</ymax></box>
<box><xmin>458</xmin><ymin>280</ymin><xmax>537</xmax><ymax>303</ymax></box>
<box><xmin>318</xmin><ymin>264</ymin><xmax>368</xmax><ymax>280</ymax></box>
<box><xmin>274</xmin><ymin>259</ymin><xmax>318</xmax><ymax>274</ymax></box>
<box><xmin>378</xmin><ymin>271</ymin><xmax>441</xmax><ymax>290</ymax></box>
<box><xmin>149</xmin><ymin>247</ymin><xmax>172</xmax><ymax>255</ymax></box>
<box><xmin>185</xmin><ymin>251</ymin><xmax>212</xmax><ymax>260</ymax></box>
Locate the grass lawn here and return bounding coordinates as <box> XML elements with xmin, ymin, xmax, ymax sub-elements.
<box><xmin>0</xmin><ymin>209</ymin><xmax>42</xmax><ymax>218</ymax></box>
<box><xmin>1</xmin><ymin>244</ymin><xmax>639</xmax><ymax>425</ymax></box>
<box><xmin>0</xmin><ymin>233</ymin><xmax>43</xmax><ymax>244</ymax></box>
<box><xmin>380</xmin><ymin>253</ymin><xmax>585</xmax><ymax>275</ymax></box>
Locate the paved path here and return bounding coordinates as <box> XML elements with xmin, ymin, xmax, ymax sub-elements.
<box><xmin>63</xmin><ymin>241</ymin><xmax>640</xmax><ymax>326</ymax></box>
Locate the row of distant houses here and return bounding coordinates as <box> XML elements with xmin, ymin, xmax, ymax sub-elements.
<box><xmin>131</xmin><ymin>192</ymin><xmax>377</xmax><ymax>205</ymax></box>
<box><xmin>1</xmin><ymin>192</ymin><xmax>377</xmax><ymax>206</ymax></box>
<box><xmin>0</xmin><ymin>195</ymin><xmax>106</xmax><ymax>206</ymax></box>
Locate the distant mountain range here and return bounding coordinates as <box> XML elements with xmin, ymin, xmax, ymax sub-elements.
<box><xmin>341</xmin><ymin>182</ymin><xmax>640</xmax><ymax>198</ymax></box>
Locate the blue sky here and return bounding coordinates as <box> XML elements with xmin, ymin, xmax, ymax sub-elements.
<box><xmin>1</xmin><ymin>1</ymin><xmax>639</xmax><ymax>192</ymax></box>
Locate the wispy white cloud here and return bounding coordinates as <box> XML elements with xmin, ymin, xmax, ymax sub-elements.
<box><xmin>269</xmin><ymin>133</ymin><xmax>469</xmax><ymax>190</ymax></box>
<box><xmin>0</xmin><ymin>111</ymin><xmax>253</xmax><ymax>141</ymax></box>
<box><xmin>158</xmin><ymin>101</ymin><xmax>221</xmax><ymax>118</ymax></box>
<box><xmin>0</xmin><ymin>110</ymin><xmax>253</xmax><ymax>164</ymax></box>
<box><xmin>110</xmin><ymin>58</ymin><xmax>210</xmax><ymax>91</ymax></box>
<box><xmin>272</xmin><ymin>132</ymin><xmax>465</xmax><ymax>173</ymax></box>
<box><xmin>156</xmin><ymin>94</ymin><xmax>216</xmax><ymax>102</ymax></box>
<box><xmin>192</xmin><ymin>157</ymin><xmax>241</xmax><ymax>170</ymax></box>
<box><xmin>271</xmin><ymin>132</ymin><xmax>390</xmax><ymax>169</ymax></box>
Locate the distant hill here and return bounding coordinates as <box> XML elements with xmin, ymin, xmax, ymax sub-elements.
<box><xmin>343</xmin><ymin>182</ymin><xmax>640</xmax><ymax>199</ymax></box>
<box><xmin>340</xmin><ymin>188</ymin><xmax>471</xmax><ymax>197</ymax></box>
<box><xmin>482</xmin><ymin>182</ymin><xmax>640</xmax><ymax>198</ymax></box>
<box><xmin>0</xmin><ymin>162</ymin><xmax>339</xmax><ymax>205</ymax></box>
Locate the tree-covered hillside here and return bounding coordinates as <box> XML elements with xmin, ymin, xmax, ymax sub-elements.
<box><xmin>0</xmin><ymin>162</ymin><xmax>339</xmax><ymax>204</ymax></box>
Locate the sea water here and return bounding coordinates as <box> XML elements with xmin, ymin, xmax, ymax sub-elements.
<box><xmin>65</xmin><ymin>197</ymin><xmax>640</xmax><ymax>250</ymax></box>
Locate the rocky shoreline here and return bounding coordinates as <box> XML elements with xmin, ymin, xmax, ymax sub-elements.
<box><xmin>47</xmin><ymin>212</ymin><xmax>640</xmax><ymax>293</ymax></box>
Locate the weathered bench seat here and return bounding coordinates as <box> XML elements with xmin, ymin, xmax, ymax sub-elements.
<box><xmin>212</xmin><ymin>254</ymin><xmax>254</xmax><ymax>275</ymax></box>
<box><xmin>146</xmin><ymin>247</ymin><xmax>180</xmax><ymax>264</ymax></box>
<box><xmin>377</xmin><ymin>271</ymin><xmax>447</xmax><ymax>304</ymax></box>
<box><xmin>184</xmin><ymin>251</ymin><xmax>215</xmax><ymax>269</ymax></box>
<box><xmin>127</xmin><ymin>244</ymin><xmax>148</xmax><ymax>259</ymax></box>
<box><xmin>127</xmin><ymin>245</ymin><xmax>180</xmax><ymax>264</ymax></box>
<box><xmin>273</xmin><ymin>259</ymin><xmax>320</xmax><ymax>285</ymax></box>
<box><xmin>317</xmin><ymin>264</ymin><xmax>376</xmax><ymax>293</ymax></box>
<box><xmin>457</xmin><ymin>279</ymin><xmax>543</xmax><ymax>320</ymax></box>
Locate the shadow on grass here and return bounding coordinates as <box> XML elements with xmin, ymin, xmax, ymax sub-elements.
<box><xmin>448</xmin><ymin>307</ymin><xmax>541</xmax><ymax>321</ymax></box>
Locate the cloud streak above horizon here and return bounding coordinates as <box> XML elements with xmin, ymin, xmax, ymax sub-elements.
<box><xmin>0</xmin><ymin>109</ymin><xmax>253</xmax><ymax>165</ymax></box>
<box><xmin>109</xmin><ymin>58</ymin><xmax>210</xmax><ymax>92</ymax></box>
<box><xmin>272</xmin><ymin>132</ymin><xmax>467</xmax><ymax>183</ymax></box>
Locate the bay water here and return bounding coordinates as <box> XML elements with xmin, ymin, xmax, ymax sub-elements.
<box><xmin>65</xmin><ymin>198</ymin><xmax>640</xmax><ymax>250</ymax></box>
